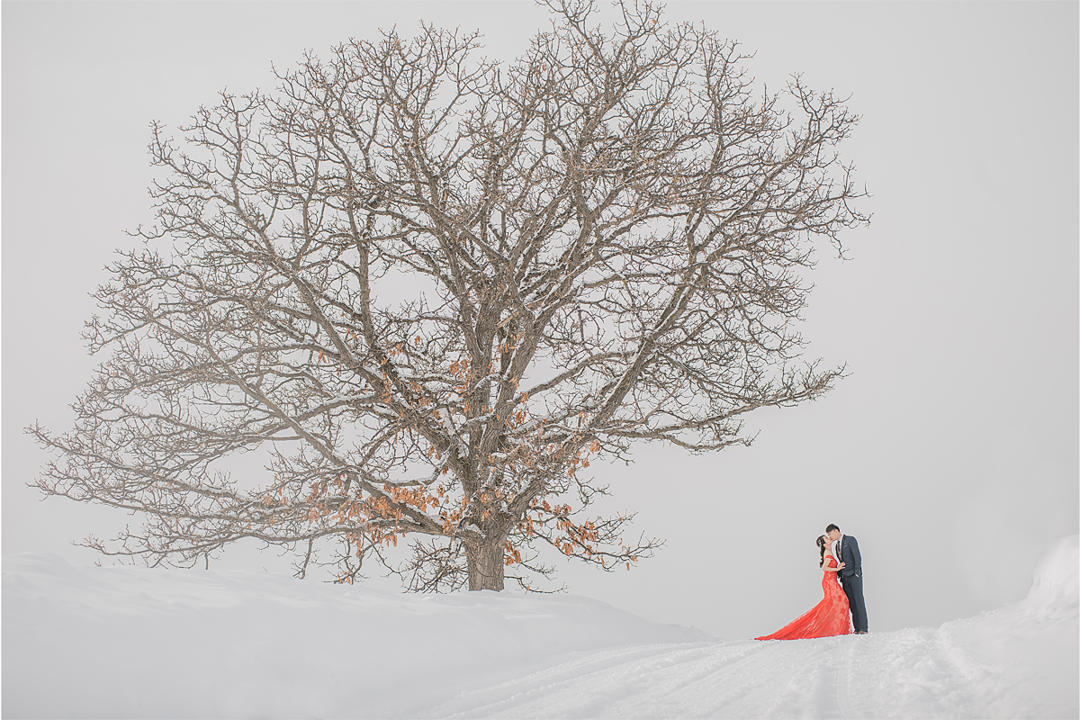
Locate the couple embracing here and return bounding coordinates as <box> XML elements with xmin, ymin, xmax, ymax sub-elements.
<box><xmin>755</xmin><ymin>524</ymin><xmax>869</xmax><ymax>641</ymax></box>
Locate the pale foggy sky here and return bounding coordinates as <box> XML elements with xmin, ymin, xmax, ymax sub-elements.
<box><xmin>3</xmin><ymin>1</ymin><xmax>1077</xmax><ymax>640</ymax></box>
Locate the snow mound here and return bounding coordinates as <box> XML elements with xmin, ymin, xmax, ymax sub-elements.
<box><xmin>2</xmin><ymin>551</ymin><xmax>706</xmax><ymax>719</ymax></box>
<box><xmin>1024</xmin><ymin>534</ymin><xmax>1078</xmax><ymax>615</ymax></box>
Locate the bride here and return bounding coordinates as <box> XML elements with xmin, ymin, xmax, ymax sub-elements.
<box><xmin>755</xmin><ymin>535</ymin><xmax>852</xmax><ymax>641</ymax></box>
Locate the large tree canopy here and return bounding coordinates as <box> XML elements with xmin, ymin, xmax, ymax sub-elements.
<box><xmin>31</xmin><ymin>0</ymin><xmax>869</xmax><ymax>591</ymax></box>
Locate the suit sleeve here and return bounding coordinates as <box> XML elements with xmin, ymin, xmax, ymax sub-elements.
<box><xmin>848</xmin><ymin>536</ymin><xmax>862</xmax><ymax>571</ymax></box>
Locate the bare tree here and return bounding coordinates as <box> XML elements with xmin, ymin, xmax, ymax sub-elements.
<box><xmin>29</xmin><ymin>0</ymin><xmax>869</xmax><ymax>592</ymax></box>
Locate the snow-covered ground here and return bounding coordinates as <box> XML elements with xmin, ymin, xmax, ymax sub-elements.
<box><xmin>3</xmin><ymin>536</ymin><xmax>1076</xmax><ymax>719</ymax></box>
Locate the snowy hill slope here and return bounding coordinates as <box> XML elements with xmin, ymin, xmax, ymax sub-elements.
<box><xmin>2</xmin><ymin>551</ymin><xmax>704</xmax><ymax>719</ymax></box>
<box><xmin>431</xmin><ymin>539</ymin><xmax>1078</xmax><ymax>719</ymax></box>
<box><xmin>3</xmin><ymin>536</ymin><xmax>1076</xmax><ymax>719</ymax></box>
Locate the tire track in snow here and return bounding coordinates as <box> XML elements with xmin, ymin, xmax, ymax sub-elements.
<box><xmin>432</xmin><ymin>639</ymin><xmax>776</xmax><ymax>719</ymax></box>
<box><xmin>436</xmin><ymin>636</ymin><xmax>865</xmax><ymax>719</ymax></box>
<box><xmin>752</xmin><ymin>636</ymin><xmax>844</xmax><ymax>718</ymax></box>
<box><xmin>597</xmin><ymin>640</ymin><xmax>776</xmax><ymax>718</ymax></box>
<box><xmin>428</xmin><ymin>642</ymin><xmax>711</xmax><ymax>718</ymax></box>
<box><xmin>834</xmin><ymin>632</ymin><xmax>856</xmax><ymax>716</ymax></box>
<box><xmin>815</xmin><ymin>638</ymin><xmax>849</xmax><ymax>718</ymax></box>
<box><xmin>928</xmin><ymin>622</ymin><xmax>996</xmax><ymax>716</ymax></box>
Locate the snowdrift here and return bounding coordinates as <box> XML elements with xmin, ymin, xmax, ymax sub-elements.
<box><xmin>3</xmin><ymin>536</ymin><xmax>1076</xmax><ymax>719</ymax></box>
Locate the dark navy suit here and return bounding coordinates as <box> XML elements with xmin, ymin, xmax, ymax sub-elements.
<box><xmin>836</xmin><ymin>534</ymin><xmax>868</xmax><ymax>633</ymax></box>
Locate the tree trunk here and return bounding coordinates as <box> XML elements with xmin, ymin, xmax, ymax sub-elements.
<box><xmin>465</xmin><ymin>539</ymin><xmax>505</xmax><ymax>591</ymax></box>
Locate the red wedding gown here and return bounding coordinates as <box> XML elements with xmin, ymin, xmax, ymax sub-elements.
<box><xmin>755</xmin><ymin>555</ymin><xmax>852</xmax><ymax>640</ymax></box>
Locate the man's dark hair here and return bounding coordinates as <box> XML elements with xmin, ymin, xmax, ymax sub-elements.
<box><xmin>825</xmin><ymin>523</ymin><xmax>840</xmax><ymax>533</ymax></box>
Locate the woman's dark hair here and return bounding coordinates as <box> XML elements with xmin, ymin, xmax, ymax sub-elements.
<box><xmin>816</xmin><ymin>535</ymin><xmax>828</xmax><ymax>567</ymax></box>
<box><xmin>825</xmin><ymin>523</ymin><xmax>840</xmax><ymax>534</ymax></box>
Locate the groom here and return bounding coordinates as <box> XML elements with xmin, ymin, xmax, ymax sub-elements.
<box><xmin>827</xmin><ymin>523</ymin><xmax>868</xmax><ymax>634</ymax></box>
